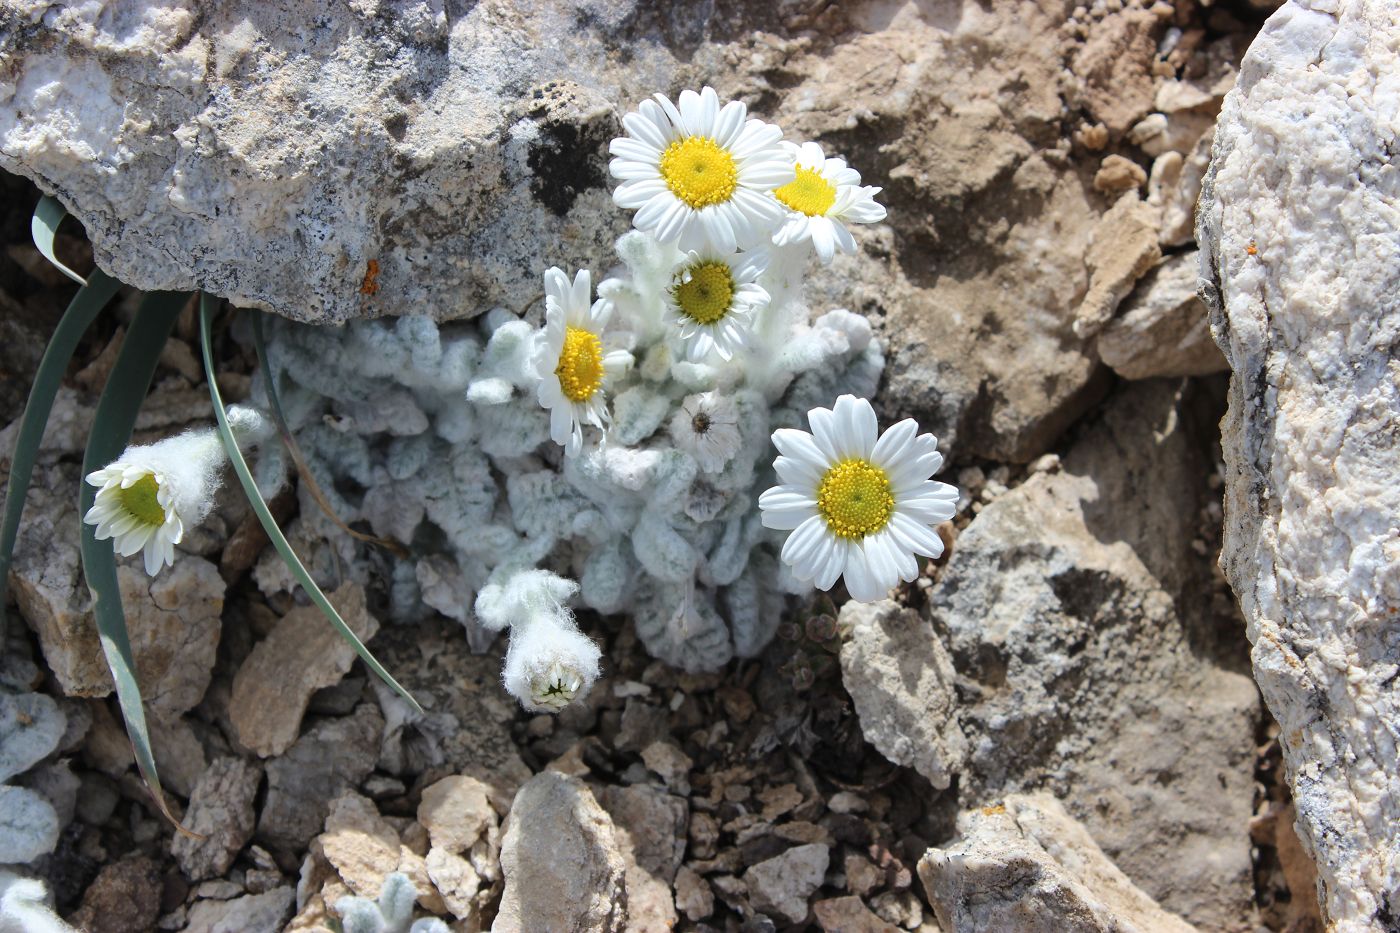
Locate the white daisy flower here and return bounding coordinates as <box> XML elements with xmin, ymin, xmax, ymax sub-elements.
<box><xmin>609</xmin><ymin>86</ymin><xmax>795</xmax><ymax>254</ymax></box>
<box><xmin>664</xmin><ymin>248</ymin><xmax>770</xmax><ymax>361</ymax></box>
<box><xmin>670</xmin><ymin>392</ymin><xmax>742</xmax><ymax>473</ymax></box>
<box><xmin>771</xmin><ymin>141</ymin><xmax>887</xmax><ymax>264</ymax></box>
<box><xmin>758</xmin><ymin>395</ymin><xmax>958</xmax><ymax>602</ymax></box>
<box><xmin>533</xmin><ymin>267</ymin><xmax>632</xmax><ymax>457</ymax></box>
<box><xmin>84</xmin><ymin>406</ymin><xmax>270</xmax><ymax>576</ymax></box>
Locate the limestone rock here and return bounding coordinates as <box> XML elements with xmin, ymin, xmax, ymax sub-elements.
<box><xmin>674</xmin><ymin>865</ymin><xmax>714</xmax><ymax>923</ymax></box>
<box><xmin>0</xmin><ymin>691</ymin><xmax>65</xmax><ymax>782</ymax></box>
<box><xmin>229</xmin><ymin>583</ymin><xmax>378</xmax><ymax>757</ymax></box>
<box><xmin>1097</xmin><ymin>253</ymin><xmax>1228</xmax><ymax>380</ymax></box>
<box><xmin>171</xmin><ymin>757</ymin><xmax>262</xmax><ymax>881</ymax></box>
<box><xmin>496</xmin><ymin>771</ymin><xmax>626</xmax><ymax>933</ymax></box>
<box><xmin>183</xmin><ymin>886</ymin><xmax>295</xmax><ymax>933</ymax></box>
<box><xmin>317</xmin><ymin>791</ymin><xmax>444</xmax><ymax>914</ymax></box>
<box><xmin>8</xmin><ymin>461</ymin><xmax>224</xmax><ymax>713</ymax></box>
<box><xmin>0</xmin><ymin>0</ymin><xmax>1178</xmax><ymax>463</ymax></box>
<box><xmin>1149</xmin><ymin>130</ymin><xmax>1214</xmax><ymax>248</ymax></box>
<box><xmin>744</xmin><ymin>842</ymin><xmax>830</xmax><ymax>926</ymax></box>
<box><xmin>256</xmin><ymin>702</ymin><xmax>383</xmax><ymax>854</ymax></box>
<box><xmin>416</xmin><ymin>774</ymin><xmax>497</xmax><ymax>854</ymax></box>
<box><xmin>1073</xmin><ymin>191</ymin><xmax>1162</xmax><ymax>339</ymax></box>
<box><xmin>1196</xmin><ymin>1</ymin><xmax>1400</xmax><ymax>927</ymax></box>
<box><xmin>1092</xmin><ymin>155</ymin><xmax>1147</xmax><ymax>194</ymax></box>
<box><xmin>918</xmin><ymin>794</ymin><xmax>1197</xmax><ymax>933</ymax></box>
<box><xmin>813</xmin><ymin>896</ymin><xmax>901</xmax><ymax>933</ymax></box>
<box><xmin>599</xmin><ymin>784</ymin><xmax>688</xmax><ymax>933</ymax></box>
<box><xmin>0</xmin><ymin>3</ymin><xmax>630</xmax><ymax>326</ymax></box>
<box><xmin>932</xmin><ymin>380</ymin><xmax>1258</xmax><ymax>929</ymax></box>
<box><xmin>838</xmin><ymin>600</ymin><xmax>967</xmax><ymax>790</ymax></box>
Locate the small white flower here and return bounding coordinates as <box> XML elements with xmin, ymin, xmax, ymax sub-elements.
<box><xmin>670</xmin><ymin>392</ymin><xmax>742</xmax><ymax>473</ymax></box>
<box><xmin>758</xmin><ymin>395</ymin><xmax>957</xmax><ymax>602</ymax></box>
<box><xmin>479</xmin><ymin>569</ymin><xmax>602</xmax><ymax>713</ymax></box>
<box><xmin>664</xmin><ymin>248</ymin><xmax>769</xmax><ymax>361</ymax></box>
<box><xmin>84</xmin><ymin>407</ymin><xmax>269</xmax><ymax>576</ymax></box>
<box><xmin>533</xmin><ymin>267</ymin><xmax>632</xmax><ymax>457</ymax></box>
<box><xmin>609</xmin><ymin>86</ymin><xmax>795</xmax><ymax>253</ymax></box>
<box><xmin>771</xmin><ymin>141</ymin><xmax>887</xmax><ymax>264</ymax></box>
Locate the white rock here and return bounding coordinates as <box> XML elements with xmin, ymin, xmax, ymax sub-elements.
<box><xmin>183</xmin><ymin>886</ymin><xmax>294</xmax><ymax>933</ymax></box>
<box><xmin>838</xmin><ymin>600</ymin><xmax>967</xmax><ymax>790</ymax></box>
<box><xmin>1196</xmin><ymin>0</ymin><xmax>1400</xmax><ymax>927</ymax></box>
<box><xmin>919</xmin><ymin>794</ymin><xmax>1197</xmax><ymax>933</ymax></box>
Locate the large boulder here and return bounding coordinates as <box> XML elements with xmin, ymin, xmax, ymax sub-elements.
<box><xmin>0</xmin><ymin>0</ymin><xmax>1231</xmax><ymax>461</ymax></box>
<box><xmin>928</xmin><ymin>380</ymin><xmax>1259</xmax><ymax>930</ymax></box>
<box><xmin>1196</xmin><ymin>0</ymin><xmax>1400</xmax><ymax>927</ymax></box>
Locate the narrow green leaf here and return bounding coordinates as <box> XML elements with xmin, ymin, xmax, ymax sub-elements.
<box><xmin>199</xmin><ymin>297</ymin><xmax>422</xmax><ymax>714</ymax></box>
<box><xmin>0</xmin><ymin>270</ymin><xmax>121</xmax><ymax>647</ymax></box>
<box><xmin>31</xmin><ymin>196</ymin><xmax>87</xmax><ymax>286</ymax></box>
<box><xmin>78</xmin><ymin>290</ymin><xmax>187</xmax><ymax>829</ymax></box>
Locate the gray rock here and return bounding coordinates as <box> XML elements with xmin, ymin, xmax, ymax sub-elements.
<box><xmin>0</xmin><ymin>0</ymin><xmax>1189</xmax><ymax>463</ymax></box>
<box><xmin>932</xmin><ymin>380</ymin><xmax>1259</xmax><ymax>930</ymax></box>
<box><xmin>599</xmin><ymin>784</ymin><xmax>688</xmax><ymax>933</ymax></box>
<box><xmin>228</xmin><ymin>583</ymin><xmax>378</xmax><ymax>757</ymax></box>
<box><xmin>416</xmin><ymin>774</ymin><xmax>497</xmax><ymax>854</ymax></box>
<box><xmin>744</xmin><ymin>842</ymin><xmax>829</xmax><ymax>926</ymax></box>
<box><xmin>496</xmin><ymin>771</ymin><xmax>627</xmax><ymax>933</ymax></box>
<box><xmin>0</xmin><ymin>2</ymin><xmax>631</xmax><ymax>326</ymax></box>
<box><xmin>1196</xmin><ymin>1</ymin><xmax>1400</xmax><ymax>927</ymax></box>
<box><xmin>371</xmin><ymin>617</ymin><xmax>530</xmax><ymax>811</ymax></box>
<box><xmin>1072</xmin><ymin>191</ymin><xmax>1162</xmax><ymax>339</ymax></box>
<box><xmin>0</xmin><ymin>691</ymin><xmax>65</xmax><ymax>782</ymax></box>
<box><xmin>183</xmin><ymin>886</ymin><xmax>294</xmax><ymax>933</ymax></box>
<box><xmin>0</xmin><ymin>784</ymin><xmax>59</xmax><ymax>864</ymax></box>
<box><xmin>256</xmin><ymin>702</ymin><xmax>382</xmax><ymax>854</ymax></box>
<box><xmin>838</xmin><ymin>600</ymin><xmax>967</xmax><ymax>790</ymax></box>
<box><xmin>171</xmin><ymin>757</ymin><xmax>262</xmax><ymax>881</ymax></box>
<box><xmin>918</xmin><ymin>794</ymin><xmax>1197</xmax><ymax>933</ymax></box>
<box><xmin>1097</xmin><ymin>253</ymin><xmax>1227</xmax><ymax>380</ymax></box>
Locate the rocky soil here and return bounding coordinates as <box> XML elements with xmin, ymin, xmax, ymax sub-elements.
<box><xmin>0</xmin><ymin>0</ymin><xmax>1369</xmax><ymax>930</ymax></box>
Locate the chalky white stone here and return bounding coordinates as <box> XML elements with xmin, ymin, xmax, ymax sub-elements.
<box><xmin>1197</xmin><ymin>0</ymin><xmax>1400</xmax><ymax>927</ymax></box>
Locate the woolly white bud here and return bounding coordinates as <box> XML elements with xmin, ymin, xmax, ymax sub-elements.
<box><xmin>475</xmin><ymin>569</ymin><xmax>601</xmax><ymax>713</ymax></box>
<box><xmin>502</xmin><ymin>617</ymin><xmax>601</xmax><ymax>713</ymax></box>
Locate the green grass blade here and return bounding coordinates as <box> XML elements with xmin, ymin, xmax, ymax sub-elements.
<box><xmin>31</xmin><ymin>196</ymin><xmax>87</xmax><ymax>286</ymax></box>
<box><xmin>199</xmin><ymin>296</ymin><xmax>421</xmax><ymax>714</ymax></box>
<box><xmin>79</xmin><ymin>290</ymin><xmax>187</xmax><ymax>829</ymax></box>
<box><xmin>1</xmin><ymin>269</ymin><xmax>121</xmax><ymax>647</ymax></box>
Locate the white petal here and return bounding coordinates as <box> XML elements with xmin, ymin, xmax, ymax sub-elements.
<box><xmin>833</xmin><ymin>395</ymin><xmax>878</xmax><ymax>459</ymax></box>
<box><xmin>781</xmin><ymin>515</ymin><xmax>828</xmax><ymax>570</ymax></box>
<box><xmin>871</xmin><ymin>419</ymin><xmax>918</xmax><ymax>471</ymax></box>
<box><xmin>890</xmin><ymin>511</ymin><xmax>945</xmax><ymax>559</ymax></box>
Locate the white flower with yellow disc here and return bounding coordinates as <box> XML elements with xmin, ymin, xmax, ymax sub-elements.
<box><xmin>609</xmin><ymin>86</ymin><xmax>794</xmax><ymax>254</ymax></box>
<box><xmin>84</xmin><ymin>407</ymin><xmax>269</xmax><ymax>576</ymax></box>
<box><xmin>758</xmin><ymin>395</ymin><xmax>957</xmax><ymax>602</ymax></box>
<box><xmin>771</xmin><ymin>141</ymin><xmax>887</xmax><ymax>264</ymax></box>
<box><xmin>534</xmin><ymin>267</ymin><xmax>632</xmax><ymax>457</ymax></box>
<box><xmin>664</xmin><ymin>248</ymin><xmax>769</xmax><ymax>361</ymax></box>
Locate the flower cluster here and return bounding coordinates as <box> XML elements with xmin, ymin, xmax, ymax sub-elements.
<box><xmin>255</xmin><ymin>86</ymin><xmax>954</xmax><ymax>711</ymax></box>
<box><xmin>536</xmin><ymin>87</ymin><xmax>887</xmax><ymax>456</ymax></box>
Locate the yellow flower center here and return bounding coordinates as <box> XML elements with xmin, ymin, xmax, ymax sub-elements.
<box><xmin>118</xmin><ymin>474</ymin><xmax>166</xmax><ymax>527</ymax></box>
<box><xmin>659</xmin><ymin>136</ymin><xmax>739</xmax><ymax>209</ymax></box>
<box><xmin>775</xmin><ymin>165</ymin><xmax>837</xmax><ymax>217</ymax></box>
<box><xmin>672</xmin><ymin>261</ymin><xmax>735</xmax><ymax>325</ymax></box>
<box><xmin>817</xmin><ymin>459</ymin><xmax>894</xmax><ymax>539</ymax></box>
<box><xmin>555</xmin><ymin>326</ymin><xmax>605</xmax><ymax>403</ymax></box>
